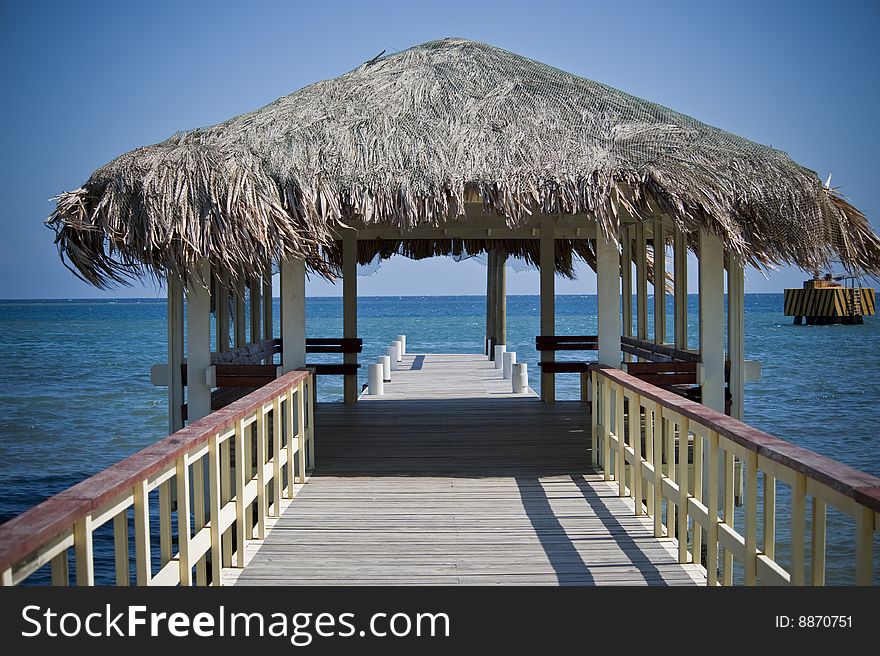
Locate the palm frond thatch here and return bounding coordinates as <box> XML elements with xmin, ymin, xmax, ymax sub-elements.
<box><xmin>46</xmin><ymin>38</ymin><xmax>880</xmax><ymax>287</ymax></box>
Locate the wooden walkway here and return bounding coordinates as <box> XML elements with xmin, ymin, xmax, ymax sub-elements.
<box><xmin>230</xmin><ymin>353</ymin><xmax>706</xmax><ymax>585</ymax></box>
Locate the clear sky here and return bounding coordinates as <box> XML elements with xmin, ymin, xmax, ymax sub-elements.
<box><xmin>1</xmin><ymin>0</ymin><xmax>877</xmax><ymax>299</ymax></box>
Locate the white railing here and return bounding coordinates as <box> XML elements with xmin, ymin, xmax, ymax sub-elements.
<box><xmin>591</xmin><ymin>364</ymin><xmax>879</xmax><ymax>585</ymax></box>
<box><xmin>0</xmin><ymin>368</ymin><xmax>315</xmax><ymax>586</ymax></box>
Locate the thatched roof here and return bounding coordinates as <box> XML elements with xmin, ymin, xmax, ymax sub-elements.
<box><xmin>46</xmin><ymin>37</ymin><xmax>880</xmax><ymax>287</ymax></box>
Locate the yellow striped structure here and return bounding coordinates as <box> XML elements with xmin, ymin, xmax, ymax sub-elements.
<box><xmin>783</xmin><ymin>286</ymin><xmax>875</xmax><ymax>319</ymax></box>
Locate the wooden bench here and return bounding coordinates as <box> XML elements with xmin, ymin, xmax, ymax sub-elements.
<box><xmin>536</xmin><ymin>335</ymin><xmax>598</xmax><ymax>401</ymax></box>
<box><xmin>305</xmin><ymin>337</ymin><xmax>363</xmax><ymax>377</ymax></box>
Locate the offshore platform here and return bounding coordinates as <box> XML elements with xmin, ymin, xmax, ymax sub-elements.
<box><xmin>784</xmin><ymin>273</ymin><xmax>876</xmax><ymax>325</ymax></box>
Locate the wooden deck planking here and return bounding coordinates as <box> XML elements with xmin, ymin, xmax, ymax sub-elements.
<box><xmin>231</xmin><ymin>353</ymin><xmax>706</xmax><ymax>586</ymax></box>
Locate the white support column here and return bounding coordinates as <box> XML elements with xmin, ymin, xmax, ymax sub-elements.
<box><xmin>249</xmin><ymin>276</ymin><xmax>261</xmax><ymax>346</ymax></box>
<box><xmin>234</xmin><ymin>278</ymin><xmax>246</xmax><ymax>348</ymax></box>
<box><xmin>281</xmin><ymin>257</ymin><xmax>306</xmax><ymax>373</ymax></box>
<box><xmin>167</xmin><ymin>275</ymin><xmax>184</xmax><ymax>433</ymax></box>
<box><xmin>699</xmin><ymin>229</ymin><xmax>725</xmax><ymax>413</ymax></box>
<box><xmin>653</xmin><ymin>218</ymin><xmax>667</xmax><ymax>344</ymax></box>
<box><xmin>597</xmin><ymin>233</ymin><xmax>621</xmax><ymax>367</ymax></box>
<box><xmin>728</xmin><ymin>254</ymin><xmax>745</xmax><ymax>419</ymax></box>
<box><xmin>635</xmin><ymin>222</ymin><xmax>648</xmax><ymax>341</ymax></box>
<box><xmin>186</xmin><ymin>261</ymin><xmax>212</xmax><ymax>423</ymax></box>
<box><xmin>262</xmin><ymin>260</ymin><xmax>273</xmax><ymax>343</ymax></box>
<box><xmin>621</xmin><ymin>225</ymin><xmax>633</xmax><ymax>361</ymax></box>
<box><xmin>674</xmin><ymin>224</ymin><xmax>688</xmax><ymax>350</ymax></box>
<box><xmin>342</xmin><ymin>229</ymin><xmax>358</xmax><ymax>404</ymax></box>
<box><xmin>540</xmin><ymin>220</ymin><xmax>556</xmax><ymax>402</ymax></box>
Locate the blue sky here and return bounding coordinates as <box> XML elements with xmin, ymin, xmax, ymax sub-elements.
<box><xmin>1</xmin><ymin>0</ymin><xmax>877</xmax><ymax>298</ymax></box>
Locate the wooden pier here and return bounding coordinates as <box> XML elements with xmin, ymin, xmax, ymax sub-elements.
<box><xmin>228</xmin><ymin>354</ymin><xmax>705</xmax><ymax>586</ymax></box>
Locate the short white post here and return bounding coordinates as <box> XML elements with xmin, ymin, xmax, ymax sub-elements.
<box><xmin>512</xmin><ymin>363</ymin><xmax>529</xmax><ymax>394</ymax></box>
<box><xmin>386</xmin><ymin>346</ymin><xmax>398</xmax><ymax>371</ymax></box>
<box><xmin>502</xmin><ymin>351</ymin><xmax>516</xmax><ymax>379</ymax></box>
<box><xmin>392</xmin><ymin>340</ymin><xmax>403</xmax><ymax>362</ymax></box>
<box><xmin>494</xmin><ymin>344</ymin><xmax>506</xmax><ymax>369</ymax></box>
<box><xmin>396</xmin><ymin>335</ymin><xmax>406</xmax><ymax>356</ymax></box>
<box><xmin>367</xmin><ymin>363</ymin><xmax>384</xmax><ymax>395</ymax></box>
<box><xmin>378</xmin><ymin>355</ymin><xmax>391</xmax><ymax>381</ymax></box>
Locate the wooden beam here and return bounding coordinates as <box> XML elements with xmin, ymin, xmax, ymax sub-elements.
<box><xmin>167</xmin><ymin>275</ymin><xmax>184</xmax><ymax>434</ymax></box>
<box><xmin>621</xmin><ymin>226</ymin><xmax>633</xmax><ymax>361</ymax></box>
<box><xmin>540</xmin><ymin>220</ymin><xmax>555</xmax><ymax>401</ymax></box>
<box><xmin>653</xmin><ymin>217</ymin><xmax>666</xmax><ymax>344</ymax></box>
<box><xmin>262</xmin><ymin>260</ymin><xmax>273</xmax><ymax>343</ymax></box>
<box><xmin>249</xmin><ymin>276</ymin><xmax>261</xmax><ymax>346</ymax></box>
<box><xmin>216</xmin><ymin>270</ymin><xmax>230</xmax><ymax>353</ymax></box>
<box><xmin>280</xmin><ymin>258</ymin><xmax>306</xmax><ymax>372</ymax></box>
<box><xmin>728</xmin><ymin>254</ymin><xmax>745</xmax><ymax>419</ymax></box>
<box><xmin>495</xmin><ymin>251</ymin><xmax>507</xmax><ymax>348</ymax></box>
<box><xmin>636</xmin><ymin>222</ymin><xmax>648</xmax><ymax>341</ymax></box>
<box><xmin>186</xmin><ymin>260</ymin><xmax>212</xmax><ymax>423</ymax></box>
<box><xmin>342</xmin><ymin>228</ymin><xmax>358</xmax><ymax>404</ymax></box>
<box><xmin>597</xmin><ymin>232</ymin><xmax>621</xmax><ymax>367</ymax></box>
<box><xmin>699</xmin><ymin>229</ymin><xmax>725</xmax><ymax>413</ymax></box>
<box><xmin>673</xmin><ymin>224</ymin><xmax>688</xmax><ymax>350</ymax></box>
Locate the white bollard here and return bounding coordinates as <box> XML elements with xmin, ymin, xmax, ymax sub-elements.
<box><xmin>378</xmin><ymin>355</ymin><xmax>391</xmax><ymax>381</ymax></box>
<box><xmin>392</xmin><ymin>340</ymin><xmax>403</xmax><ymax>363</ymax></box>
<box><xmin>494</xmin><ymin>344</ymin><xmax>506</xmax><ymax>369</ymax></box>
<box><xmin>502</xmin><ymin>351</ymin><xmax>516</xmax><ymax>379</ymax></box>
<box><xmin>512</xmin><ymin>362</ymin><xmax>529</xmax><ymax>394</ymax></box>
<box><xmin>386</xmin><ymin>346</ymin><xmax>398</xmax><ymax>371</ymax></box>
<box><xmin>396</xmin><ymin>335</ymin><xmax>406</xmax><ymax>356</ymax></box>
<box><xmin>368</xmin><ymin>363</ymin><xmax>384</xmax><ymax>395</ymax></box>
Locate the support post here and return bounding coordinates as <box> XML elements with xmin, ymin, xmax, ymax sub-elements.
<box><xmin>653</xmin><ymin>218</ymin><xmax>667</xmax><ymax>344</ymax></box>
<box><xmin>186</xmin><ymin>261</ymin><xmax>212</xmax><ymax>423</ymax></box>
<box><xmin>674</xmin><ymin>224</ymin><xmax>688</xmax><ymax>350</ymax></box>
<box><xmin>636</xmin><ymin>222</ymin><xmax>648</xmax><ymax>341</ymax></box>
<box><xmin>621</xmin><ymin>225</ymin><xmax>633</xmax><ymax>360</ymax></box>
<box><xmin>249</xmin><ymin>276</ymin><xmax>261</xmax><ymax>347</ymax></box>
<box><xmin>167</xmin><ymin>275</ymin><xmax>184</xmax><ymax>434</ymax></box>
<box><xmin>216</xmin><ymin>270</ymin><xmax>230</xmax><ymax>353</ymax></box>
<box><xmin>262</xmin><ymin>260</ymin><xmax>273</xmax><ymax>343</ymax></box>
<box><xmin>486</xmin><ymin>250</ymin><xmax>497</xmax><ymax>357</ymax></box>
<box><xmin>699</xmin><ymin>229</ymin><xmax>725</xmax><ymax>413</ymax></box>
<box><xmin>540</xmin><ymin>220</ymin><xmax>555</xmax><ymax>402</ymax></box>
<box><xmin>495</xmin><ymin>252</ymin><xmax>507</xmax><ymax>349</ymax></box>
<box><xmin>281</xmin><ymin>257</ymin><xmax>306</xmax><ymax>373</ymax></box>
<box><xmin>342</xmin><ymin>229</ymin><xmax>358</xmax><ymax>404</ymax></box>
<box><xmin>234</xmin><ymin>278</ymin><xmax>246</xmax><ymax>348</ymax></box>
<box><xmin>728</xmin><ymin>254</ymin><xmax>745</xmax><ymax>419</ymax></box>
<box><xmin>597</xmin><ymin>234</ymin><xmax>621</xmax><ymax>367</ymax></box>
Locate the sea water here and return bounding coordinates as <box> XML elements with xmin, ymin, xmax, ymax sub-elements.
<box><xmin>1</xmin><ymin>295</ymin><xmax>877</xmax><ymax>584</ymax></box>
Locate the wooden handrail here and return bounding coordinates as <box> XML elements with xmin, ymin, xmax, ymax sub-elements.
<box><xmin>0</xmin><ymin>368</ymin><xmax>315</xmax><ymax>585</ymax></box>
<box><xmin>590</xmin><ymin>363</ymin><xmax>879</xmax><ymax>586</ymax></box>
<box><xmin>591</xmin><ymin>364</ymin><xmax>880</xmax><ymax>507</ymax></box>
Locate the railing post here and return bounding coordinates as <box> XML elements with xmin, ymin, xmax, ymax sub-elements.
<box><xmin>234</xmin><ymin>420</ymin><xmax>247</xmax><ymax>568</ymax></box>
<box><xmin>722</xmin><ymin>448</ymin><xmax>735</xmax><ymax>585</ymax></box>
<box><xmin>763</xmin><ymin>472</ymin><xmax>776</xmax><ymax>561</ymax></box>
<box><xmin>651</xmin><ymin>405</ymin><xmax>663</xmax><ymax>538</ymax></box>
<box><xmin>73</xmin><ymin>515</ymin><xmax>94</xmax><ymax>586</ymax></box>
<box><xmin>159</xmin><ymin>480</ymin><xmax>172</xmax><ymax>566</ymax></box>
<box><xmin>208</xmin><ymin>433</ymin><xmax>223</xmax><ymax>585</ymax></box>
<box><xmin>284</xmin><ymin>389</ymin><xmax>294</xmax><ymax>500</ymax></box>
<box><xmin>192</xmin><ymin>456</ymin><xmax>207</xmax><ymax>585</ymax></box>
<box><xmin>707</xmin><ymin>430</ymin><xmax>720</xmax><ymax>586</ymax></box>
<box><xmin>791</xmin><ymin>472</ymin><xmax>807</xmax><ymax>585</ymax></box>
<box><xmin>298</xmin><ymin>380</ymin><xmax>308</xmax><ymax>483</ymax></box>
<box><xmin>633</xmin><ymin>394</ymin><xmax>643</xmax><ymax>515</ymax></box>
<box><xmin>602</xmin><ymin>378</ymin><xmax>612</xmax><ymax>481</ymax></box>
<box><xmin>176</xmin><ymin>454</ymin><xmax>192</xmax><ymax>586</ymax></box>
<box><xmin>133</xmin><ymin>480</ymin><xmax>151</xmax><ymax>585</ymax></box>
<box><xmin>665</xmin><ymin>413</ymin><xmax>676</xmax><ymax>537</ymax></box>
<box><xmin>811</xmin><ymin>497</ymin><xmax>826</xmax><ymax>586</ymax></box>
<box><xmin>590</xmin><ymin>373</ymin><xmax>599</xmax><ymax>469</ymax></box>
<box><xmin>692</xmin><ymin>427</ymin><xmax>703</xmax><ymax>565</ymax></box>
<box><xmin>744</xmin><ymin>451</ymin><xmax>757</xmax><ymax>585</ymax></box>
<box><xmin>220</xmin><ymin>437</ymin><xmax>232</xmax><ymax>568</ymax></box>
<box><xmin>678</xmin><ymin>417</ymin><xmax>689</xmax><ymax>563</ymax></box>
<box><xmin>112</xmin><ymin>512</ymin><xmax>128</xmax><ymax>586</ymax></box>
<box><xmin>51</xmin><ymin>550</ymin><xmax>70</xmax><ymax>586</ymax></box>
<box><xmin>615</xmin><ymin>384</ymin><xmax>625</xmax><ymax>496</ymax></box>
<box><xmin>256</xmin><ymin>404</ymin><xmax>268</xmax><ymax>536</ymax></box>
<box><xmin>855</xmin><ymin>505</ymin><xmax>874</xmax><ymax>585</ymax></box>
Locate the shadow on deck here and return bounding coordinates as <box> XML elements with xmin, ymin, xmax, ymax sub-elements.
<box><xmin>232</xmin><ymin>396</ymin><xmax>705</xmax><ymax>586</ymax></box>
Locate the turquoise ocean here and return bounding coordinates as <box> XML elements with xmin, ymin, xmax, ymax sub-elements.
<box><xmin>1</xmin><ymin>294</ymin><xmax>878</xmax><ymax>584</ymax></box>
